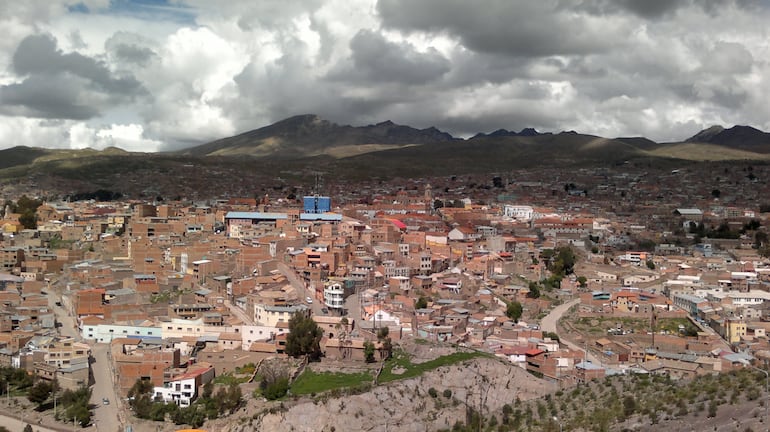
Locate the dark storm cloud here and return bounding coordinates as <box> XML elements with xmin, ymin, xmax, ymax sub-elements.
<box><xmin>571</xmin><ymin>0</ymin><xmax>684</xmax><ymax>18</ymax></box>
<box><xmin>0</xmin><ymin>34</ymin><xmax>145</xmax><ymax>120</ymax></box>
<box><xmin>0</xmin><ymin>75</ymin><xmax>99</xmax><ymax>120</ymax></box>
<box><xmin>329</xmin><ymin>29</ymin><xmax>450</xmax><ymax>85</ymax></box>
<box><xmin>376</xmin><ymin>0</ymin><xmax>614</xmax><ymax>57</ymax></box>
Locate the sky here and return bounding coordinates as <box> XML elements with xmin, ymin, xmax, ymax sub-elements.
<box><xmin>1</xmin><ymin>0</ymin><xmax>770</xmax><ymax>152</ymax></box>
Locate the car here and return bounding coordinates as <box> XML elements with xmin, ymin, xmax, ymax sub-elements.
<box><xmin>102</xmin><ymin>398</ymin><xmax>109</xmax><ymax>405</ymax></box>
<box><xmin>306</xmin><ymin>296</ymin><xmax>313</xmax><ymax>304</ymax></box>
<box><xmin>321</xmin><ymin>308</ymin><xmax>329</xmax><ymax>314</ymax></box>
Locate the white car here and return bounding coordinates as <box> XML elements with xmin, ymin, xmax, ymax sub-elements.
<box><xmin>306</xmin><ymin>296</ymin><xmax>313</xmax><ymax>304</ymax></box>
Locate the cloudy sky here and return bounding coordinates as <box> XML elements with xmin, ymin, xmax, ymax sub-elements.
<box><xmin>1</xmin><ymin>0</ymin><xmax>769</xmax><ymax>152</ymax></box>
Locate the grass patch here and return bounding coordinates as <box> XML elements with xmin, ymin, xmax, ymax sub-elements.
<box><xmin>290</xmin><ymin>370</ymin><xmax>373</xmax><ymax>395</ymax></box>
<box><xmin>378</xmin><ymin>350</ymin><xmax>489</xmax><ymax>383</ymax></box>
<box><xmin>212</xmin><ymin>372</ymin><xmax>251</xmax><ymax>385</ymax></box>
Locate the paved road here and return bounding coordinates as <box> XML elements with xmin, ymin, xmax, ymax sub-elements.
<box><xmin>0</xmin><ymin>411</ymin><xmax>65</xmax><ymax>432</ymax></box>
<box><xmin>540</xmin><ymin>298</ymin><xmax>602</xmax><ymax>365</ymax></box>
<box><xmin>224</xmin><ymin>299</ymin><xmax>254</xmax><ymax>325</ymax></box>
<box><xmin>277</xmin><ymin>262</ymin><xmax>323</xmax><ymax>315</ymax></box>
<box><xmin>90</xmin><ymin>344</ymin><xmax>122</xmax><ymax>432</ymax></box>
<box><xmin>49</xmin><ymin>288</ymin><xmax>122</xmax><ymax>432</ymax></box>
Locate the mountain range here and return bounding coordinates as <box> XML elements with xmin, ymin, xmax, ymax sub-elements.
<box><xmin>1</xmin><ymin>115</ymin><xmax>770</xmax><ymax>196</ymax></box>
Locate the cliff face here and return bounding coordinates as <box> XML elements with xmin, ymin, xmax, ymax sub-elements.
<box><xmin>219</xmin><ymin>357</ymin><xmax>549</xmax><ymax>432</ymax></box>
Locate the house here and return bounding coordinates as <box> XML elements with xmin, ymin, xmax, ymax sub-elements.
<box><xmin>448</xmin><ymin>227</ymin><xmax>480</xmax><ymax>242</ymax></box>
<box><xmin>153</xmin><ymin>363</ymin><xmax>215</xmax><ymax>406</ymax></box>
<box><xmin>574</xmin><ymin>361</ymin><xmax>605</xmax><ymax>382</ymax></box>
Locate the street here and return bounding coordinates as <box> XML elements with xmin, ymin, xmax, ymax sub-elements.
<box><xmin>89</xmin><ymin>344</ymin><xmax>122</xmax><ymax>432</ymax></box>
<box><xmin>277</xmin><ymin>262</ymin><xmax>323</xmax><ymax>315</ymax></box>
<box><xmin>224</xmin><ymin>299</ymin><xmax>254</xmax><ymax>325</ymax></box>
<box><xmin>540</xmin><ymin>298</ymin><xmax>602</xmax><ymax>365</ymax></box>
<box><xmin>48</xmin><ymin>282</ymin><xmax>122</xmax><ymax>432</ymax></box>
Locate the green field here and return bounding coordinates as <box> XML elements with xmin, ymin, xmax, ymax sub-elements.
<box><xmin>290</xmin><ymin>370</ymin><xmax>374</xmax><ymax>395</ymax></box>
<box><xmin>378</xmin><ymin>350</ymin><xmax>490</xmax><ymax>383</ymax></box>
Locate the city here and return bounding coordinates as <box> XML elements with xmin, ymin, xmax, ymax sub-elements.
<box><xmin>1</xmin><ymin>161</ymin><xmax>770</xmax><ymax>430</ymax></box>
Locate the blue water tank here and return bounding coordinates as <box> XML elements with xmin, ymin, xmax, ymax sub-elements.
<box><xmin>303</xmin><ymin>196</ymin><xmax>331</xmax><ymax>213</ymax></box>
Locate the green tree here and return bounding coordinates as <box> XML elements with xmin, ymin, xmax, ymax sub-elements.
<box><xmin>363</xmin><ymin>341</ymin><xmax>376</xmax><ymax>363</ymax></box>
<box><xmin>576</xmin><ymin>275</ymin><xmax>587</xmax><ymax>288</ymax></box>
<box><xmin>23</xmin><ymin>424</ymin><xmax>32</xmax><ymax>432</ymax></box>
<box><xmin>27</xmin><ymin>381</ymin><xmax>52</xmax><ymax>405</ymax></box>
<box><xmin>128</xmin><ymin>378</ymin><xmax>154</xmax><ymax>419</ymax></box>
<box><xmin>622</xmin><ymin>395</ymin><xmax>636</xmax><ymax>417</ymax></box>
<box><xmin>261</xmin><ymin>377</ymin><xmax>289</xmax><ymax>400</ymax></box>
<box><xmin>377</xmin><ymin>326</ymin><xmax>393</xmax><ymax>360</ymax></box>
<box><xmin>646</xmin><ymin>259</ymin><xmax>656</xmax><ymax>270</ymax></box>
<box><xmin>19</xmin><ymin>210</ymin><xmax>37</xmax><ymax>230</ymax></box>
<box><xmin>415</xmin><ymin>296</ymin><xmax>428</xmax><ymax>309</ymax></box>
<box><xmin>258</xmin><ymin>361</ymin><xmax>289</xmax><ymax>400</ymax></box>
<box><xmin>506</xmin><ymin>301</ymin><xmax>523</xmax><ymax>321</ymax></box>
<box><xmin>285</xmin><ymin>312</ymin><xmax>323</xmax><ymax>360</ymax></box>
<box><xmin>527</xmin><ymin>282</ymin><xmax>541</xmax><ymax>299</ymax></box>
<box><xmin>551</xmin><ymin>246</ymin><xmax>576</xmax><ymax>276</ymax></box>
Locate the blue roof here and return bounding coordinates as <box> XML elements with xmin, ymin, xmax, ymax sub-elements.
<box><xmin>300</xmin><ymin>213</ymin><xmax>342</xmax><ymax>221</ymax></box>
<box><xmin>576</xmin><ymin>361</ymin><xmax>604</xmax><ymax>370</ymax></box>
<box><xmin>225</xmin><ymin>212</ymin><xmax>288</xmax><ymax>220</ymax></box>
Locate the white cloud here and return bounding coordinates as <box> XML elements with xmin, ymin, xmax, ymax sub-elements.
<box><xmin>1</xmin><ymin>0</ymin><xmax>770</xmax><ymax>151</ymax></box>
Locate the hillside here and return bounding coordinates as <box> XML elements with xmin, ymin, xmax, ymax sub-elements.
<box><xmin>3</xmin><ymin>117</ymin><xmax>770</xmax><ymax>197</ymax></box>
<box><xmin>180</xmin><ymin>114</ymin><xmax>458</xmax><ymax>159</ymax></box>
<box><xmin>685</xmin><ymin>125</ymin><xmax>770</xmax><ymax>153</ymax></box>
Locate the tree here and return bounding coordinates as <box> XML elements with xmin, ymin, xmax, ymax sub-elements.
<box><xmin>377</xmin><ymin>326</ymin><xmax>393</xmax><ymax>360</ymax></box>
<box><xmin>506</xmin><ymin>301</ymin><xmax>523</xmax><ymax>322</ymax></box>
<box><xmin>27</xmin><ymin>380</ymin><xmax>52</xmax><ymax>405</ymax></box>
<box><xmin>128</xmin><ymin>378</ymin><xmax>154</xmax><ymax>419</ymax></box>
<box><xmin>19</xmin><ymin>210</ymin><xmax>37</xmax><ymax>230</ymax></box>
<box><xmin>285</xmin><ymin>312</ymin><xmax>323</xmax><ymax>360</ymax></box>
<box><xmin>415</xmin><ymin>296</ymin><xmax>428</xmax><ymax>309</ymax></box>
<box><xmin>527</xmin><ymin>282</ymin><xmax>541</xmax><ymax>299</ymax></box>
<box><xmin>258</xmin><ymin>361</ymin><xmax>289</xmax><ymax>400</ymax></box>
<box><xmin>23</xmin><ymin>424</ymin><xmax>32</xmax><ymax>432</ymax></box>
<box><xmin>646</xmin><ymin>259</ymin><xmax>656</xmax><ymax>270</ymax></box>
<box><xmin>576</xmin><ymin>276</ymin><xmax>587</xmax><ymax>288</ymax></box>
<box><xmin>363</xmin><ymin>341</ymin><xmax>376</xmax><ymax>363</ymax></box>
<box><xmin>433</xmin><ymin>199</ymin><xmax>444</xmax><ymax>210</ymax></box>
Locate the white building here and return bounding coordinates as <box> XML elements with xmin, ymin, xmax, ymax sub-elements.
<box><xmin>254</xmin><ymin>303</ymin><xmax>309</xmax><ymax>327</ymax></box>
<box><xmin>324</xmin><ymin>283</ymin><xmax>345</xmax><ymax>311</ymax></box>
<box><xmin>153</xmin><ymin>365</ymin><xmax>215</xmax><ymax>407</ymax></box>
<box><xmin>503</xmin><ymin>205</ymin><xmax>534</xmax><ymax>221</ymax></box>
<box><xmin>81</xmin><ymin>323</ymin><xmax>162</xmax><ymax>343</ymax></box>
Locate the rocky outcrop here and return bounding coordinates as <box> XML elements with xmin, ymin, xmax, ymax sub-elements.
<box><xmin>219</xmin><ymin>356</ymin><xmax>550</xmax><ymax>432</ymax></box>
